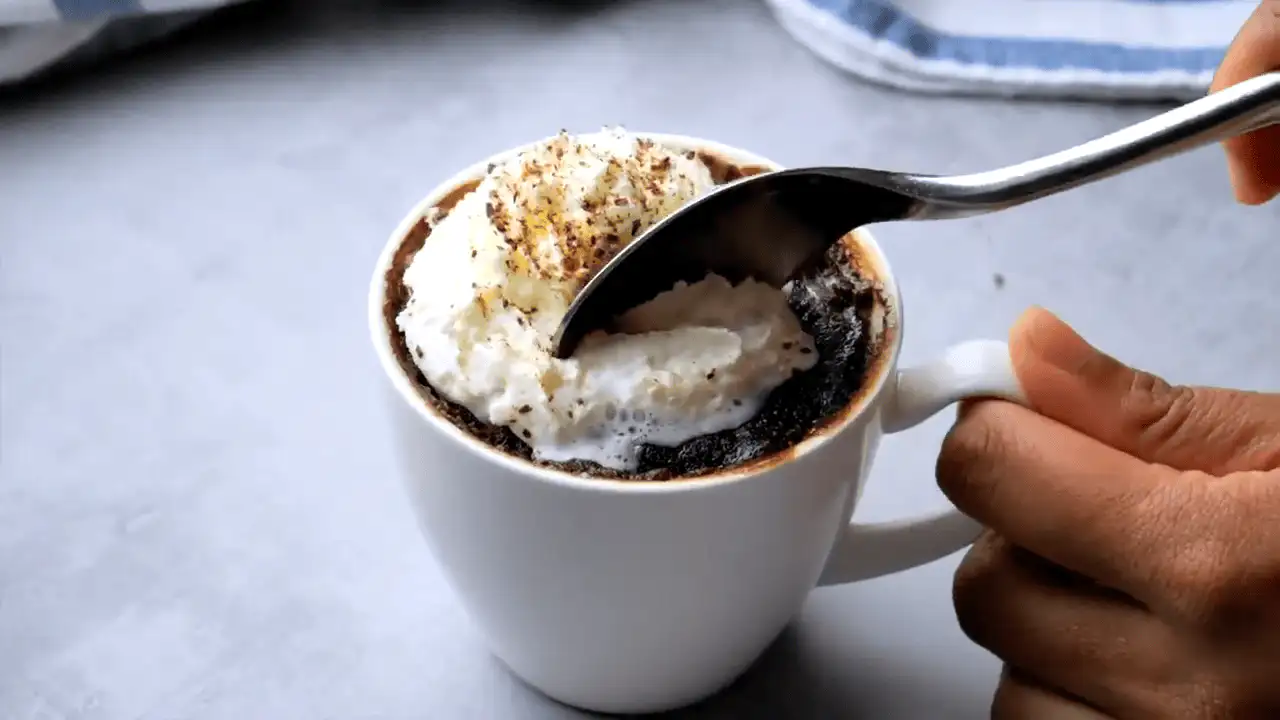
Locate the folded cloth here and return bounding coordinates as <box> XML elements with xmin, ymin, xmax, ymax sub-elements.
<box><xmin>765</xmin><ymin>0</ymin><xmax>1260</xmax><ymax>101</ymax></box>
<box><xmin>0</xmin><ymin>0</ymin><xmax>250</xmax><ymax>85</ymax></box>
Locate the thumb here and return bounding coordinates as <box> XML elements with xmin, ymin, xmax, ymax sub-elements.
<box><xmin>1008</xmin><ymin>306</ymin><xmax>1280</xmax><ymax>474</ymax></box>
<box><xmin>1210</xmin><ymin>0</ymin><xmax>1280</xmax><ymax>205</ymax></box>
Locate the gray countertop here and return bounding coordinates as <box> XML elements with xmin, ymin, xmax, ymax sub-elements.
<box><xmin>3</xmin><ymin>1</ymin><xmax>1278</xmax><ymax>718</ymax></box>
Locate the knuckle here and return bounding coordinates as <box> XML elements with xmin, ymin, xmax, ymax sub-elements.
<box><xmin>1124</xmin><ymin>371</ymin><xmax>1198</xmax><ymax>452</ymax></box>
<box><xmin>1124</xmin><ymin>370</ymin><xmax>1280</xmax><ymax>472</ymax></box>
<box><xmin>1162</xmin><ymin>541</ymin><xmax>1239</xmax><ymax>630</ymax></box>
<box><xmin>1187</xmin><ymin>561</ymin><xmax>1280</xmax><ymax>641</ymax></box>
<box><xmin>1139</xmin><ymin>385</ymin><xmax>1280</xmax><ymax>472</ymax></box>
<box><xmin>1150</xmin><ymin>487</ymin><xmax>1239</xmax><ymax>626</ymax></box>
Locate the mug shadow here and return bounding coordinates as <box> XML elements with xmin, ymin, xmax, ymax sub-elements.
<box><xmin>503</xmin><ymin>618</ymin><xmax>987</xmax><ymax>720</ymax></box>
<box><xmin>648</xmin><ymin>624</ymin><xmax>960</xmax><ymax>720</ymax></box>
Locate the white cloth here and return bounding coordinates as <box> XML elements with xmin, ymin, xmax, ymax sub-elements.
<box><xmin>765</xmin><ymin>0</ymin><xmax>1259</xmax><ymax>101</ymax></box>
<box><xmin>0</xmin><ymin>0</ymin><xmax>248</xmax><ymax>84</ymax></box>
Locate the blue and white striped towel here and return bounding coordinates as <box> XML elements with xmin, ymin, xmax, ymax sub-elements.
<box><xmin>766</xmin><ymin>0</ymin><xmax>1260</xmax><ymax>101</ymax></box>
<box><xmin>0</xmin><ymin>0</ymin><xmax>248</xmax><ymax>84</ymax></box>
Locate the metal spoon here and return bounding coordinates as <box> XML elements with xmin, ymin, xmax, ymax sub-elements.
<box><xmin>551</xmin><ymin>71</ymin><xmax>1280</xmax><ymax>359</ymax></box>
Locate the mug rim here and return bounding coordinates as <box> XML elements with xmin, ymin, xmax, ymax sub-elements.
<box><xmin>368</xmin><ymin>131</ymin><xmax>906</xmax><ymax>495</ymax></box>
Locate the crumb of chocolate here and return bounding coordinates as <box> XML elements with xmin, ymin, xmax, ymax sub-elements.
<box><xmin>474</xmin><ymin>132</ymin><xmax>717</xmax><ymax>302</ymax></box>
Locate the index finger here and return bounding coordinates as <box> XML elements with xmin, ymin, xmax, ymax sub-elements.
<box><xmin>936</xmin><ymin>399</ymin><xmax>1230</xmax><ymax>617</ymax></box>
<box><xmin>1211</xmin><ymin>0</ymin><xmax>1280</xmax><ymax>204</ymax></box>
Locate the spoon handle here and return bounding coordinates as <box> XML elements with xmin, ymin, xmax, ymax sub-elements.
<box><xmin>909</xmin><ymin>71</ymin><xmax>1280</xmax><ymax>219</ymax></box>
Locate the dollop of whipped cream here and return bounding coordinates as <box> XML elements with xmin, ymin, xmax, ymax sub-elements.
<box><xmin>398</xmin><ymin>129</ymin><xmax>818</xmax><ymax>470</ymax></box>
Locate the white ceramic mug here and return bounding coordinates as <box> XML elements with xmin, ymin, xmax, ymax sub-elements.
<box><xmin>368</xmin><ymin>134</ymin><xmax>1025</xmax><ymax>715</ymax></box>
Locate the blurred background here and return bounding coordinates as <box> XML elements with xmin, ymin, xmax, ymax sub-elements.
<box><xmin>3</xmin><ymin>1</ymin><xmax>1277</xmax><ymax>718</ymax></box>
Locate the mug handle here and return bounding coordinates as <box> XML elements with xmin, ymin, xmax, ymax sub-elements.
<box><xmin>817</xmin><ymin>339</ymin><xmax>1025</xmax><ymax>586</ymax></box>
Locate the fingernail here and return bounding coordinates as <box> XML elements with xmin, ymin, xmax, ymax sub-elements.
<box><xmin>1012</xmin><ymin>306</ymin><xmax>1099</xmax><ymax>375</ymax></box>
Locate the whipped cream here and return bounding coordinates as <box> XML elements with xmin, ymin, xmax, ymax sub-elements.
<box><xmin>398</xmin><ymin>129</ymin><xmax>818</xmax><ymax>470</ymax></box>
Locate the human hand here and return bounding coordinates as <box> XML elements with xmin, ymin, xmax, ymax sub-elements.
<box><xmin>937</xmin><ymin>307</ymin><xmax>1280</xmax><ymax>719</ymax></box>
<box><xmin>1211</xmin><ymin>0</ymin><xmax>1280</xmax><ymax>204</ymax></box>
